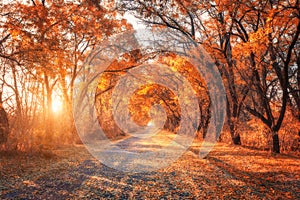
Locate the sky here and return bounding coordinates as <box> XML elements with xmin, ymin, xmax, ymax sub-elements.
<box><xmin>123</xmin><ymin>12</ymin><xmax>147</xmax><ymax>30</ymax></box>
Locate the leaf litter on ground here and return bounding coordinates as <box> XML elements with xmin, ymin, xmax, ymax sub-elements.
<box><xmin>0</xmin><ymin>142</ymin><xmax>299</xmax><ymax>199</ymax></box>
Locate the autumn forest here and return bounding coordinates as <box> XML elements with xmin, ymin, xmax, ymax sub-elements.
<box><xmin>0</xmin><ymin>0</ymin><xmax>299</xmax><ymax>199</ymax></box>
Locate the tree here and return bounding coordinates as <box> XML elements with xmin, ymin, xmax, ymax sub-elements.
<box><xmin>238</xmin><ymin>0</ymin><xmax>300</xmax><ymax>153</ymax></box>
<box><xmin>119</xmin><ymin>0</ymin><xmax>248</xmax><ymax>144</ymax></box>
<box><xmin>0</xmin><ymin>0</ymin><xmax>127</xmax><ymax>146</ymax></box>
<box><xmin>120</xmin><ymin>0</ymin><xmax>300</xmax><ymax>152</ymax></box>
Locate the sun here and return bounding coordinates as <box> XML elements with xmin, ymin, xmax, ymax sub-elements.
<box><xmin>52</xmin><ymin>96</ymin><xmax>63</xmax><ymax>113</ymax></box>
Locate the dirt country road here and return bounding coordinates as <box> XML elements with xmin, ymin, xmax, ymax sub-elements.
<box><xmin>0</xmin><ymin>136</ymin><xmax>299</xmax><ymax>199</ymax></box>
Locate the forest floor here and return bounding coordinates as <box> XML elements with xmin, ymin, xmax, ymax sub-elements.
<box><xmin>0</xmin><ymin>136</ymin><xmax>299</xmax><ymax>199</ymax></box>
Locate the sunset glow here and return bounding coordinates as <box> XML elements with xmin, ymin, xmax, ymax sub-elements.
<box><xmin>52</xmin><ymin>96</ymin><xmax>63</xmax><ymax>113</ymax></box>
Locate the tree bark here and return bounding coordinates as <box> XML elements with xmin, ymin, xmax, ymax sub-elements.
<box><xmin>226</xmin><ymin>98</ymin><xmax>241</xmax><ymax>145</ymax></box>
<box><xmin>0</xmin><ymin>92</ymin><xmax>9</xmax><ymax>144</ymax></box>
<box><xmin>272</xmin><ymin>132</ymin><xmax>280</xmax><ymax>153</ymax></box>
<box><xmin>229</xmin><ymin>119</ymin><xmax>241</xmax><ymax>145</ymax></box>
<box><xmin>44</xmin><ymin>74</ymin><xmax>54</xmax><ymax>144</ymax></box>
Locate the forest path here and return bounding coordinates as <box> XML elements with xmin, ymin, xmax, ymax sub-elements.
<box><xmin>0</xmin><ymin>138</ymin><xmax>299</xmax><ymax>199</ymax></box>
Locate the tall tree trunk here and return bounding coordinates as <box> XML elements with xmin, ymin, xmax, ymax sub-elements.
<box><xmin>230</xmin><ymin>120</ymin><xmax>241</xmax><ymax>145</ymax></box>
<box><xmin>60</xmin><ymin>76</ymin><xmax>80</xmax><ymax>143</ymax></box>
<box><xmin>12</xmin><ymin>66</ymin><xmax>22</xmax><ymax>117</ymax></box>
<box><xmin>226</xmin><ymin>99</ymin><xmax>241</xmax><ymax>145</ymax></box>
<box><xmin>0</xmin><ymin>92</ymin><xmax>9</xmax><ymax>144</ymax></box>
<box><xmin>198</xmin><ymin>100</ymin><xmax>210</xmax><ymax>139</ymax></box>
<box><xmin>44</xmin><ymin>74</ymin><xmax>54</xmax><ymax>144</ymax></box>
<box><xmin>272</xmin><ymin>131</ymin><xmax>280</xmax><ymax>153</ymax></box>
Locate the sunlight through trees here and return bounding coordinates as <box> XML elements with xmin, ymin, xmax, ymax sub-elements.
<box><xmin>0</xmin><ymin>0</ymin><xmax>299</xmax><ymax>155</ymax></box>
